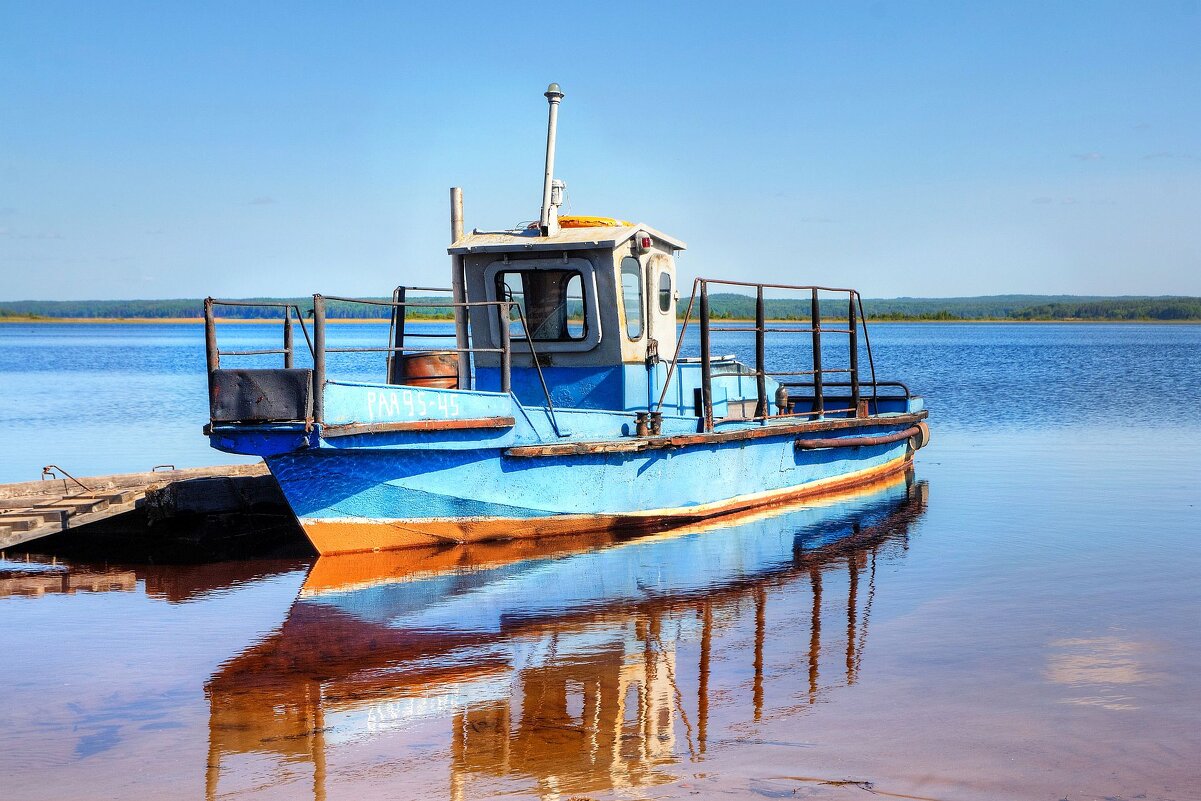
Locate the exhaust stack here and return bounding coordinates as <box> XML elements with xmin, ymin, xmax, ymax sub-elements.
<box><xmin>538</xmin><ymin>83</ymin><xmax>564</xmax><ymax>237</ymax></box>
<box><xmin>449</xmin><ymin>186</ymin><xmax>470</xmax><ymax>389</ymax></box>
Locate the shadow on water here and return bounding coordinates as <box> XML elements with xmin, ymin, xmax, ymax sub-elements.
<box><xmin>203</xmin><ymin>469</ymin><xmax>927</xmax><ymax>800</ymax></box>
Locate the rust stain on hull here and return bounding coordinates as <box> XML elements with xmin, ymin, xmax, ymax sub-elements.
<box><xmin>795</xmin><ymin>424</ymin><xmax>923</xmax><ymax>450</ymax></box>
<box><xmin>504</xmin><ymin>411</ymin><xmax>928</xmax><ymax>458</ymax></box>
<box><xmin>321</xmin><ymin>415</ymin><xmax>515</xmax><ymax>438</ymax></box>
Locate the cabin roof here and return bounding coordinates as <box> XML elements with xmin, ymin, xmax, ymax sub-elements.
<box><xmin>448</xmin><ymin>223</ymin><xmax>686</xmax><ymax>255</ymax></box>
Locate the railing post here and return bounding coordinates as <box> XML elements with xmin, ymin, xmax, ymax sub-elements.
<box><xmin>699</xmin><ymin>281</ymin><xmax>713</xmax><ymax>431</ymax></box>
<box><xmin>204</xmin><ymin>298</ymin><xmax>218</xmax><ymax>417</ymax></box>
<box><xmin>386</xmin><ymin>286</ymin><xmax>406</xmax><ymax>384</ymax></box>
<box><xmin>499</xmin><ymin>302</ymin><xmax>512</xmax><ymax>394</ymax></box>
<box><xmin>312</xmin><ymin>294</ymin><xmax>326</xmax><ymax>425</ymax></box>
<box><xmin>811</xmin><ymin>288</ymin><xmax>824</xmax><ymax>418</ymax></box>
<box><xmin>203</xmin><ymin>298</ymin><xmax>219</xmax><ymax>375</ymax></box>
<box><xmin>849</xmin><ymin>292</ymin><xmax>859</xmax><ymax>416</ymax></box>
<box><xmin>754</xmin><ymin>284</ymin><xmax>767</xmax><ymax>418</ymax></box>
<box><xmin>283</xmin><ymin>305</ymin><xmax>294</xmax><ymax>369</ymax></box>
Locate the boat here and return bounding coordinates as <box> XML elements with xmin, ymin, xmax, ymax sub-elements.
<box><xmin>202</xmin><ymin>83</ymin><xmax>930</xmax><ymax>556</ymax></box>
<box><xmin>204</xmin><ymin>472</ymin><xmax>928</xmax><ymax>799</ymax></box>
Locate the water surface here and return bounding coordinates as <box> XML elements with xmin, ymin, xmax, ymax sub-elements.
<box><xmin>1</xmin><ymin>322</ymin><xmax>1199</xmax><ymax>800</ymax></box>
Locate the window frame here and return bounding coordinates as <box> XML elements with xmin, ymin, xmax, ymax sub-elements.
<box><xmin>494</xmin><ymin>268</ymin><xmax>588</xmax><ymax>343</ymax></box>
<box><xmin>619</xmin><ymin>256</ymin><xmax>644</xmax><ymax>341</ymax></box>
<box><xmin>482</xmin><ymin>257</ymin><xmax>602</xmax><ymax>353</ymax></box>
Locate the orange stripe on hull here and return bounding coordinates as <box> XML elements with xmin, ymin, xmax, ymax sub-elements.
<box><xmin>299</xmin><ymin>454</ymin><xmax>913</xmax><ymax>555</ymax></box>
<box><xmin>303</xmin><ymin>468</ymin><xmax>916</xmax><ymax>595</ymax></box>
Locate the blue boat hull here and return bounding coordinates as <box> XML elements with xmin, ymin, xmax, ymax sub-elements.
<box><xmin>206</xmin><ymin>378</ymin><xmax>928</xmax><ymax>555</ymax></box>
<box><xmin>266</xmin><ymin>422</ymin><xmax>918</xmax><ymax>554</ymax></box>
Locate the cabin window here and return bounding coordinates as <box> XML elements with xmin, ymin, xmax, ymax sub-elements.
<box><xmin>495</xmin><ymin>269</ymin><xmax>586</xmax><ymax>342</ymax></box>
<box><xmin>658</xmin><ymin>271</ymin><xmax>672</xmax><ymax>312</ymax></box>
<box><xmin>620</xmin><ymin>257</ymin><xmax>644</xmax><ymax>340</ymax></box>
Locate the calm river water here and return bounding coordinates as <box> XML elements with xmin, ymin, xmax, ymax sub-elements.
<box><xmin>1</xmin><ymin>321</ymin><xmax>1199</xmax><ymax>800</ymax></box>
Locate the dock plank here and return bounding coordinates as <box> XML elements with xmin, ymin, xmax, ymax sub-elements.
<box><xmin>0</xmin><ymin>516</ymin><xmax>46</xmax><ymax>532</ymax></box>
<box><xmin>0</xmin><ymin>463</ymin><xmax>269</xmax><ymax>550</ymax></box>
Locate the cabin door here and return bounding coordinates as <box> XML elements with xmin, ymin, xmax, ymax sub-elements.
<box><xmin>644</xmin><ymin>253</ymin><xmax>676</xmax><ymax>411</ymax></box>
<box><xmin>646</xmin><ymin>253</ymin><xmax>676</xmax><ymax>361</ymax></box>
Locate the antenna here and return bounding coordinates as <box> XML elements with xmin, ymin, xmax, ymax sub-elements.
<box><xmin>538</xmin><ymin>82</ymin><xmax>564</xmax><ymax>237</ymax></box>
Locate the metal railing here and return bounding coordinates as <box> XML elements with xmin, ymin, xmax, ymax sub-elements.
<box><xmin>382</xmin><ymin>286</ymin><xmax>458</xmax><ymax>384</ymax></box>
<box><xmin>203</xmin><ymin>299</ymin><xmax>314</xmax><ymax>369</ymax></box>
<box><xmin>204</xmin><ymin>292</ymin><xmax>563</xmax><ymax>430</ymax></box>
<box><xmin>657</xmin><ymin>279</ymin><xmax>892</xmax><ymax>432</ymax></box>
<box><xmin>310</xmin><ymin>293</ymin><xmax>516</xmax><ymax>424</ymax></box>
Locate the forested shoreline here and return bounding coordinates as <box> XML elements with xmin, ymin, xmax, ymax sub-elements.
<box><xmin>2</xmin><ymin>293</ymin><xmax>1200</xmax><ymax>322</ymax></box>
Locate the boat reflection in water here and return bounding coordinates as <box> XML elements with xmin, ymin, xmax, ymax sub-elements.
<box><xmin>206</xmin><ymin>469</ymin><xmax>928</xmax><ymax>800</ymax></box>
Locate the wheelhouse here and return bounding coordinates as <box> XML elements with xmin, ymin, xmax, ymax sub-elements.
<box><xmin>453</xmin><ymin>222</ymin><xmax>685</xmax><ymax>411</ymax></box>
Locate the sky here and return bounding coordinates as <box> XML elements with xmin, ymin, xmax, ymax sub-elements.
<box><xmin>1</xmin><ymin>1</ymin><xmax>1198</xmax><ymax>301</ymax></box>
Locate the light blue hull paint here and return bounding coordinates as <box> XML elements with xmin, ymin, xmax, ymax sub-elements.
<box><xmin>301</xmin><ymin>471</ymin><xmax>922</xmax><ymax>633</ymax></box>
<box><xmin>322</xmin><ymin>380</ymin><xmax>514</xmax><ymax>426</ymax></box>
<box><xmin>475</xmin><ymin>359</ymin><xmax>779</xmax><ymax>415</ymax></box>
<box><xmin>266</xmin><ymin>417</ymin><xmax>914</xmax><ymax>525</ymax></box>
<box><xmin>476</xmin><ymin>365</ymin><xmax>624</xmax><ymax>409</ymax></box>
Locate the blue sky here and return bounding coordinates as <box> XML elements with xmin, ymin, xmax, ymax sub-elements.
<box><xmin>1</xmin><ymin>1</ymin><xmax>1198</xmax><ymax>300</ymax></box>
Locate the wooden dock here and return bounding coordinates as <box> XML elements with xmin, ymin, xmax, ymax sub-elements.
<box><xmin>0</xmin><ymin>463</ymin><xmax>271</xmax><ymax>550</ymax></box>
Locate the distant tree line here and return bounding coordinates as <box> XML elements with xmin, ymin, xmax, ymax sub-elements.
<box><xmin>0</xmin><ymin>298</ymin><xmax>449</xmax><ymax>320</ymax></box>
<box><xmin>1007</xmin><ymin>299</ymin><xmax>1201</xmax><ymax>321</ymax></box>
<box><xmin>693</xmin><ymin>293</ymin><xmax>1201</xmax><ymax>321</ymax></box>
<box><xmin>2</xmin><ymin>294</ymin><xmax>1201</xmax><ymax>322</ymax></box>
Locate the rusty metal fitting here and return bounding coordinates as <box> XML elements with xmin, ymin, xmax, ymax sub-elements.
<box><xmin>634</xmin><ymin>411</ymin><xmax>650</xmax><ymax>437</ymax></box>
